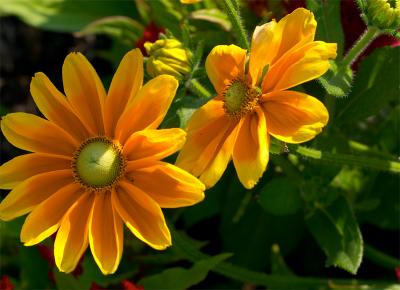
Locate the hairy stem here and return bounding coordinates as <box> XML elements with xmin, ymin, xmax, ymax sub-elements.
<box><xmin>223</xmin><ymin>0</ymin><xmax>250</xmax><ymax>50</ymax></box>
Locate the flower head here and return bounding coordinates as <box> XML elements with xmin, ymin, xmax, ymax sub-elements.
<box><xmin>145</xmin><ymin>39</ymin><xmax>192</xmax><ymax>80</ymax></box>
<box><xmin>176</xmin><ymin>8</ymin><xmax>337</xmax><ymax>189</ymax></box>
<box><xmin>0</xmin><ymin>49</ymin><xmax>205</xmax><ymax>274</ymax></box>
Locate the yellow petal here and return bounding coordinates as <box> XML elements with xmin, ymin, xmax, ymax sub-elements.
<box><xmin>1</xmin><ymin>113</ymin><xmax>78</xmax><ymax>156</ymax></box>
<box><xmin>205</xmin><ymin>45</ymin><xmax>246</xmax><ymax>95</ymax></box>
<box><xmin>176</xmin><ymin>99</ymin><xmax>233</xmax><ymax>178</ymax></box>
<box><xmin>89</xmin><ymin>191</ymin><xmax>123</xmax><ymax>275</ymax></box>
<box><xmin>0</xmin><ymin>153</ymin><xmax>71</xmax><ymax>189</ymax></box>
<box><xmin>123</xmin><ymin>128</ymin><xmax>186</xmax><ymax>162</ymax></box>
<box><xmin>129</xmin><ymin>161</ymin><xmax>205</xmax><ymax>208</ymax></box>
<box><xmin>0</xmin><ymin>170</ymin><xmax>73</xmax><ymax>221</ymax></box>
<box><xmin>54</xmin><ymin>192</ymin><xmax>94</xmax><ymax>273</ymax></box>
<box><xmin>115</xmin><ymin>75</ymin><xmax>178</xmax><ymax>144</ymax></box>
<box><xmin>30</xmin><ymin>72</ymin><xmax>90</xmax><ymax>141</ymax></box>
<box><xmin>104</xmin><ymin>49</ymin><xmax>143</xmax><ymax>137</ymax></box>
<box><xmin>263</xmin><ymin>41</ymin><xmax>337</xmax><ymax>92</ymax></box>
<box><xmin>262</xmin><ymin>91</ymin><xmax>329</xmax><ymax>143</ymax></box>
<box><xmin>112</xmin><ymin>181</ymin><xmax>171</xmax><ymax>250</ymax></box>
<box><xmin>62</xmin><ymin>52</ymin><xmax>106</xmax><ymax>135</ymax></box>
<box><xmin>20</xmin><ymin>183</ymin><xmax>83</xmax><ymax>246</ymax></box>
<box><xmin>232</xmin><ymin>107</ymin><xmax>269</xmax><ymax>189</ymax></box>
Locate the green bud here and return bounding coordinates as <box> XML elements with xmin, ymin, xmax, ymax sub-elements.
<box><xmin>144</xmin><ymin>39</ymin><xmax>192</xmax><ymax>80</ymax></box>
<box><xmin>365</xmin><ymin>0</ymin><xmax>400</xmax><ymax>31</ymax></box>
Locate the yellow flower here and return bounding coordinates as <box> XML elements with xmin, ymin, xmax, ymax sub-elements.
<box><xmin>0</xmin><ymin>49</ymin><xmax>205</xmax><ymax>274</ymax></box>
<box><xmin>180</xmin><ymin>0</ymin><xmax>202</xmax><ymax>4</ymax></box>
<box><xmin>176</xmin><ymin>8</ymin><xmax>337</xmax><ymax>189</ymax></box>
<box><xmin>145</xmin><ymin>39</ymin><xmax>192</xmax><ymax>80</ymax></box>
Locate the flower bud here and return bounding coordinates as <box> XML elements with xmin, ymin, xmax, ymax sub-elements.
<box><xmin>365</xmin><ymin>0</ymin><xmax>400</xmax><ymax>31</ymax></box>
<box><xmin>144</xmin><ymin>39</ymin><xmax>192</xmax><ymax>80</ymax></box>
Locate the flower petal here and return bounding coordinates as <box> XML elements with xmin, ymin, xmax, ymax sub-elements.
<box><xmin>0</xmin><ymin>170</ymin><xmax>73</xmax><ymax>221</ymax></box>
<box><xmin>30</xmin><ymin>72</ymin><xmax>90</xmax><ymax>141</ymax></box>
<box><xmin>233</xmin><ymin>107</ymin><xmax>269</xmax><ymax>189</ymax></box>
<box><xmin>263</xmin><ymin>41</ymin><xmax>337</xmax><ymax>92</ymax></box>
<box><xmin>129</xmin><ymin>161</ymin><xmax>205</xmax><ymax>208</ymax></box>
<box><xmin>115</xmin><ymin>75</ymin><xmax>178</xmax><ymax>144</ymax></box>
<box><xmin>104</xmin><ymin>49</ymin><xmax>143</xmax><ymax>137</ymax></box>
<box><xmin>112</xmin><ymin>181</ymin><xmax>171</xmax><ymax>250</ymax></box>
<box><xmin>262</xmin><ymin>91</ymin><xmax>329</xmax><ymax>143</ymax></box>
<box><xmin>0</xmin><ymin>153</ymin><xmax>71</xmax><ymax>189</ymax></box>
<box><xmin>54</xmin><ymin>192</ymin><xmax>94</xmax><ymax>273</ymax></box>
<box><xmin>1</xmin><ymin>113</ymin><xmax>78</xmax><ymax>156</ymax></box>
<box><xmin>20</xmin><ymin>183</ymin><xmax>83</xmax><ymax>246</ymax></box>
<box><xmin>205</xmin><ymin>45</ymin><xmax>247</xmax><ymax>95</ymax></box>
<box><xmin>176</xmin><ymin>99</ymin><xmax>234</xmax><ymax>180</ymax></box>
<box><xmin>62</xmin><ymin>52</ymin><xmax>106</xmax><ymax>135</ymax></box>
<box><xmin>123</xmin><ymin>128</ymin><xmax>186</xmax><ymax>162</ymax></box>
<box><xmin>89</xmin><ymin>191</ymin><xmax>123</xmax><ymax>275</ymax></box>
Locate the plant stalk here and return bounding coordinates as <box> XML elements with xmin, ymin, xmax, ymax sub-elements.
<box><xmin>223</xmin><ymin>0</ymin><xmax>250</xmax><ymax>50</ymax></box>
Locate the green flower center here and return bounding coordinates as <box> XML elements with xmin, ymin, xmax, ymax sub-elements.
<box><xmin>72</xmin><ymin>137</ymin><xmax>124</xmax><ymax>190</ymax></box>
<box><xmin>223</xmin><ymin>79</ymin><xmax>261</xmax><ymax>120</ymax></box>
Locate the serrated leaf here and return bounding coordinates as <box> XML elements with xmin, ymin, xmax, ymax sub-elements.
<box><xmin>139</xmin><ymin>253</ymin><xmax>231</xmax><ymax>290</ymax></box>
<box><xmin>258</xmin><ymin>178</ymin><xmax>302</xmax><ymax>216</ymax></box>
<box><xmin>306</xmin><ymin>195</ymin><xmax>363</xmax><ymax>274</ymax></box>
<box><xmin>75</xmin><ymin>16</ymin><xmax>144</xmax><ymax>46</ymax></box>
<box><xmin>189</xmin><ymin>9</ymin><xmax>231</xmax><ymax>31</ymax></box>
<box><xmin>318</xmin><ymin>61</ymin><xmax>353</xmax><ymax>97</ymax></box>
<box><xmin>337</xmin><ymin>47</ymin><xmax>399</xmax><ymax>125</ymax></box>
<box><xmin>0</xmin><ymin>0</ymin><xmax>136</xmax><ymax>32</ymax></box>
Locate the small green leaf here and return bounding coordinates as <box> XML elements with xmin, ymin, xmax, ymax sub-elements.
<box><xmin>306</xmin><ymin>195</ymin><xmax>363</xmax><ymax>274</ymax></box>
<box><xmin>318</xmin><ymin>61</ymin><xmax>353</xmax><ymax>97</ymax></box>
<box><xmin>258</xmin><ymin>178</ymin><xmax>302</xmax><ymax>216</ymax></box>
<box><xmin>189</xmin><ymin>9</ymin><xmax>231</xmax><ymax>31</ymax></box>
<box><xmin>147</xmin><ymin>0</ymin><xmax>182</xmax><ymax>37</ymax></box>
<box><xmin>75</xmin><ymin>16</ymin><xmax>144</xmax><ymax>46</ymax></box>
<box><xmin>139</xmin><ymin>253</ymin><xmax>231</xmax><ymax>290</ymax></box>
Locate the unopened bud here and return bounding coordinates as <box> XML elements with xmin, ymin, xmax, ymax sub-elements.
<box><xmin>365</xmin><ymin>0</ymin><xmax>400</xmax><ymax>31</ymax></box>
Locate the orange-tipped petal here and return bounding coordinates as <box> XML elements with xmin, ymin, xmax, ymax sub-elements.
<box><xmin>115</xmin><ymin>75</ymin><xmax>178</xmax><ymax>144</ymax></box>
<box><xmin>62</xmin><ymin>52</ymin><xmax>106</xmax><ymax>135</ymax></box>
<box><xmin>123</xmin><ymin>128</ymin><xmax>186</xmax><ymax>162</ymax></box>
<box><xmin>112</xmin><ymin>181</ymin><xmax>171</xmax><ymax>250</ymax></box>
<box><xmin>89</xmin><ymin>191</ymin><xmax>123</xmax><ymax>275</ymax></box>
<box><xmin>205</xmin><ymin>45</ymin><xmax>246</xmax><ymax>95</ymax></box>
<box><xmin>104</xmin><ymin>49</ymin><xmax>143</xmax><ymax>137</ymax></box>
<box><xmin>0</xmin><ymin>170</ymin><xmax>73</xmax><ymax>221</ymax></box>
<box><xmin>0</xmin><ymin>153</ymin><xmax>71</xmax><ymax>189</ymax></box>
<box><xmin>262</xmin><ymin>90</ymin><xmax>329</xmax><ymax>143</ymax></box>
<box><xmin>1</xmin><ymin>113</ymin><xmax>78</xmax><ymax>156</ymax></box>
<box><xmin>30</xmin><ymin>72</ymin><xmax>90</xmax><ymax>141</ymax></box>
<box><xmin>54</xmin><ymin>192</ymin><xmax>94</xmax><ymax>273</ymax></box>
<box><xmin>232</xmin><ymin>108</ymin><xmax>269</xmax><ymax>189</ymax></box>
<box><xmin>129</xmin><ymin>161</ymin><xmax>205</xmax><ymax>208</ymax></box>
<box><xmin>20</xmin><ymin>183</ymin><xmax>83</xmax><ymax>246</ymax></box>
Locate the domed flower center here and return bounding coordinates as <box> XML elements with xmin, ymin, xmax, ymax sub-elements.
<box><xmin>72</xmin><ymin>137</ymin><xmax>125</xmax><ymax>190</ymax></box>
<box><xmin>223</xmin><ymin>79</ymin><xmax>261</xmax><ymax>120</ymax></box>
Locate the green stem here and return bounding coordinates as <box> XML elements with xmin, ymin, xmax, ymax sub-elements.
<box><xmin>341</xmin><ymin>26</ymin><xmax>380</xmax><ymax>68</ymax></box>
<box><xmin>364</xmin><ymin>244</ymin><xmax>400</xmax><ymax>270</ymax></box>
<box><xmin>171</xmin><ymin>228</ymin><xmax>395</xmax><ymax>289</ymax></box>
<box><xmin>290</xmin><ymin>145</ymin><xmax>400</xmax><ymax>174</ymax></box>
<box><xmin>187</xmin><ymin>79</ymin><xmax>211</xmax><ymax>99</ymax></box>
<box><xmin>223</xmin><ymin>0</ymin><xmax>250</xmax><ymax>50</ymax></box>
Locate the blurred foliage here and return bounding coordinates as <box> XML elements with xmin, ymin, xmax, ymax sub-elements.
<box><xmin>0</xmin><ymin>0</ymin><xmax>399</xmax><ymax>289</ymax></box>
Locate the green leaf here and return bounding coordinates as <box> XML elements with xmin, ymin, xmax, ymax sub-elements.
<box><xmin>139</xmin><ymin>253</ymin><xmax>231</xmax><ymax>290</ymax></box>
<box><xmin>54</xmin><ymin>271</ymin><xmax>83</xmax><ymax>290</ymax></box>
<box><xmin>147</xmin><ymin>0</ymin><xmax>182</xmax><ymax>37</ymax></box>
<box><xmin>270</xmin><ymin>244</ymin><xmax>295</xmax><ymax>276</ymax></box>
<box><xmin>306</xmin><ymin>0</ymin><xmax>344</xmax><ymax>56</ymax></box>
<box><xmin>75</xmin><ymin>16</ymin><xmax>144</xmax><ymax>46</ymax></box>
<box><xmin>258</xmin><ymin>178</ymin><xmax>302</xmax><ymax>216</ymax></box>
<box><xmin>306</xmin><ymin>195</ymin><xmax>363</xmax><ymax>274</ymax></box>
<box><xmin>318</xmin><ymin>61</ymin><xmax>353</xmax><ymax>97</ymax></box>
<box><xmin>189</xmin><ymin>9</ymin><xmax>231</xmax><ymax>31</ymax></box>
<box><xmin>0</xmin><ymin>0</ymin><xmax>137</xmax><ymax>32</ymax></box>
<box><xmin>337</xmin><ymin>47</ymin><xmax>400</xmax><ymax>125</ymax></box>
<box><xmin>20</xmin><ymin>246</ymin><xmax>51</xmax><ymax>289</ymax></box>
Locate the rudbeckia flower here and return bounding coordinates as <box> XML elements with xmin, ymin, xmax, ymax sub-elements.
<box><xmin>0</xmin><ymin>49</ymin><xmax>205</xmax><ymax>274</ymax></box>
<box><xmin>176</xmin><ymin>8</ymin><xmax>337</xmax><ymax>189</ymax></box>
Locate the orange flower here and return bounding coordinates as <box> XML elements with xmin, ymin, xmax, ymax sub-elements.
<box><xmin>176</xmin><ymin>8</ymin><xmax>337</xmax><ymax>189</ymax></box>
<box><xmin>0</xmin><ymin>49</ymin><xmax>205</xmax><ymax>274</ymax></box>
